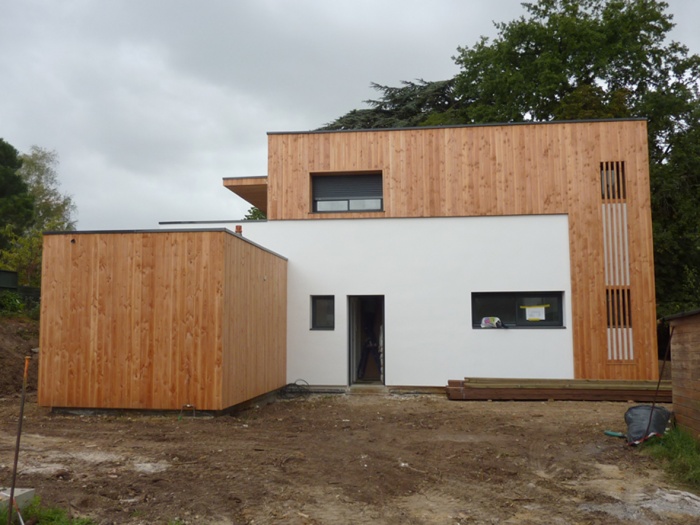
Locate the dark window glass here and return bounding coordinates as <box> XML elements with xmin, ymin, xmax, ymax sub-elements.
<box><xmin>311</xmin><ymin>295</ymin><xmax>335</xmax><ymax>330</ymax></box>
<box><xmin>472</xmin><ymin>292</ymin><xmax>564</xmax><ymax>328</ymax></box>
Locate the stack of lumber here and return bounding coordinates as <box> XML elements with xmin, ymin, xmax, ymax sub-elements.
<box><xmin>447</xmin><ymin>378</ymin><xmax>672</xmax><ymax>402</ymax></box>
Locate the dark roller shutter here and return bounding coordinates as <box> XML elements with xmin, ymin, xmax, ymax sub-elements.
<box><xmin>313</xmin><ymin>174</ymin><xmax>382</xmax><ymax>200</ymax></box>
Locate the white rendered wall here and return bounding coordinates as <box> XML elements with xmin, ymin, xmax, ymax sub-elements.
<box><xmin>162</xmin><ymin>216</ymin><xmax>574</xmax><ymax>386</ymax></box>
<box><xmin>237</xmin><ymin>216</ymin><xmax>576</xmax><ymax>386</ymax></box>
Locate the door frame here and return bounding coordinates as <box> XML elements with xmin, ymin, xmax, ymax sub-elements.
<box><xmin>348</xmin><ymin>295</ymin><xmax>385</xmax><ymax>385</ymax></box>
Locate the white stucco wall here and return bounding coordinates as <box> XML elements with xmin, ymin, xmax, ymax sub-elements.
<box><xmin>162</xmin><ymin>215</ymin><xmax>574</xmax><ymax>386</ymax></box>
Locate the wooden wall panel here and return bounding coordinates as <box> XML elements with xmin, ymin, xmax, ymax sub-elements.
<box><xmin>221</xmin><ymin>235</ymin><xmax>287</xmax><ymax>407</ymax></box>
<box><xmin>670</xmin><ymin>314</ymin><xmax>700</xmax><ymax>438</ymax></box>
<box><xmin>266</xmin><ymin>120</ymin><xmax>657</xmax><ymax>380</ymax></box>
<box><xmin>39</xmin><ymin>230</ymin><xmax>287</xmax><ymax>411</ymax></box>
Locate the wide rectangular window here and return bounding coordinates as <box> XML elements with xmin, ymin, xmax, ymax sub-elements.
<box><xmin>312</xmin><ymin>172</ymin><xmax>383</xmax><ymax>213</ymax></box>
<box><xmin>472</xmin><ymin>292</ymin><xmax>564</xmax><ymax>328</ymax></box>
<box><xmin>311</xmin><ymin>295</ymin><xmax>335</xmax><ymax>330</ymax></box>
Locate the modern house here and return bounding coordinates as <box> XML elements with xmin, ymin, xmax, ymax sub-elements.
<box><xmin>39</xmin><ymin>119</ymin><xmax>659</xmax><ymax>411</ymax></box>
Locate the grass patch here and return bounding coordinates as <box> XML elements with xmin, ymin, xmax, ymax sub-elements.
<box><xmin>644</xmin><ymin>426</ymin><xmax>700</xmax><ymax>489</ymax></box>
<box><xmin>0</xmin><ymin>497</ymin><xmax>94</xmax><ymax>524</ymax></box>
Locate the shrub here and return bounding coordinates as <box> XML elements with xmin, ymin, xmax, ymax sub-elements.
<box><xmin>0</xmin><ymin>290</ymin><xmax>24</xmax><ymax>314</ymax></box>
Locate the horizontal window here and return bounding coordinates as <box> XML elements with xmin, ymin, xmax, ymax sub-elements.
<box><xmin>312</xmin><ymin>172</ymin><xmax>383</xmax><ymax>213</ymax></box>
<box><xmin>311</xmin><ymin>295</ymin><xmax>335</xmax><ymax>330</ymax></box>
<box><xmin>472</xmin><ymin>292</ymin><xmax>564</xmax><ymax>328</ymax></box>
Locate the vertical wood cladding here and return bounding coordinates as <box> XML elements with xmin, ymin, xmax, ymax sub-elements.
<box><xmin>38</xmin><ymin>230</ymin><xmax>287</xmax><ymax>410</ymax></box>
<box><xmin>267</xmin><ymin>120</ymin><xmax>657</xmax><ymax>380</ymax></box>
<box><xmin>669</xmin><ymin>313</ymin><xmax>700</xmax><ymax>439</ymax></box>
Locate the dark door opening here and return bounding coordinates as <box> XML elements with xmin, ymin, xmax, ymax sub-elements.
<box><xmin>349</xmin><ymin>295</ymin><xmax>384</xmax><ymax>385</ymax></box>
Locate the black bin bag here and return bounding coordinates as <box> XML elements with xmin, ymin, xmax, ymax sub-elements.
<box><xmin>624</xmin><ymin>405</ymin><xmax>672</xmax><ymax>445</ymax></box>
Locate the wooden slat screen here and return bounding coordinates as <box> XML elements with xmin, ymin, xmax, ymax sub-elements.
<box><xmin>602</xmin><ymin>161</ymin><xmax>633</xmax><ymax>361</ymax></box>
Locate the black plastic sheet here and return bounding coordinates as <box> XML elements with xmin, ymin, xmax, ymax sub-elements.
<box><xmin>624</xmin><ymin>405</ymin><xmax>672</xmax><ymax>445</ymax></box>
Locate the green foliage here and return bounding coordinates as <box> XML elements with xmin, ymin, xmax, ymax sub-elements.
<box><xmin>645</xmin><ymin>426</ymin><xmax>700</xmax><ymax>489</ymax></box>
<box><xmin>320</xmin><ymin>79</ymin><xmax>459</xmax><ymax>130</ymax></box>
<box><xmin>322</xmin><ymin>0</ymin><xmax>700</xmax><ymax>315</ymax></box>
<box><xmin>0</xmin><ymin>497</ymin><xmax>94</xmax><ymax>524</ymax></box>
<box><xmin>243</xmin><ymin>206</ymin><xmax>267</xmax><ymax>220</ymax></box>
<box><xmin>0</xmin><ymin>138</ymin><xmax>34</xmax><ymax>251</ymax></box>
<box><xmin>0</xmin><ymin>219</ymin><xmax>64</xmax><ymax>288</ymax></box>
<box><xmin>0</xmin><ymin>290</ymin><xmax>24</xmax><ymax>314</ymax></box>
<box><xmin>19</xmin><ymin>146</ymin><xmax>77</xmax><ymax>231</ymax></box>
<box><xmin>451</xmin><ymin>0</ymin><xmax>700</xmax><ymax>314</ymax></box>
<box><xmin>0</xmin><ymin>146</ymin><xmax>76</xmax><ymax>287</ymax></box>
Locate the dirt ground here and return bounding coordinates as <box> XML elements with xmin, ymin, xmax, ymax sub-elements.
<box><xmin>2</xmin><ymin>319</ymin><xmax>699</xmax><ymax>524</ymax></box>
<box><xmin>2</xmin><ymin>393</ymin><xmax>700</xmax><ymax>525</ymax></box>
<box><xmin>0</xmin><ymin>317</ymin><xmax>40</xmax><ymax>397</ymax></box>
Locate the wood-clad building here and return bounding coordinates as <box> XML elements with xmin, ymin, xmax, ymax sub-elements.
<box><xmin>224</xmin><ymin>120</ymin><xmax>658</xmax><ymax>383</ymax></box>
<box><xmin>39</xmin><ymin>119</ymin><xmax>658</xmax><ymax>405</ymax></box>
<box><xmin>665</xmin><ymin>310</ymin><xmax>700</xmax><ymax>438</ymax></box>
<box><xmin>39</xmin><ymin>230</ymin><xmax>287</xmax><ymax>411</ymax></box>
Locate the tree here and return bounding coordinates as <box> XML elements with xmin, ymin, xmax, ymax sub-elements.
<box><xmin>18</xmin><ymin>146</ymin><xmax>76</xmax><ymax>231</ymax></box>
<box><xmin>450</xmin><ymin>0</ymin><xmax>700</xmax><ymax>315</ymax></box>
<box><xmin>322</xmin><ymin>0</ymin><xmax>700</xmax><ymax>315</ymax></box>
<box><xmin>0</xmin><ymin>146</ymin><xmax>76</xmax><ymax>286</ymax></box>
<box><xmin>243</xmin><ymin>206</ymin><xmax>267</xmax><ymax>220</ymax></box>
<box><xmin>320</xmin><ymin>80</ymin><xmax>461</xmax><ymax>130</ymax></box>
<box><xmin>0</xmin><ymin>138</ymin><xmax>33</xmax><ymax>251</ymax></box>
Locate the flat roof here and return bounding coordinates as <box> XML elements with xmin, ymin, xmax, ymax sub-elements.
<box><xmin>267</xmin><ymin>117</ymin><xmax>648</xmax><ymax>136</ymax></box>
<box><xmin>43</xmin><ymin>228</ymin><xmax>287</xmax><ymax>261</ymax></box>
<box><xmin>661</xmin><ymin>308</ymin><xmax>700</xmax><ymax>322</ymax></box>
<box><xmin>222</xmin><ymin>176</ymin><xmax>268</xmax><ymax>213</ymax></box>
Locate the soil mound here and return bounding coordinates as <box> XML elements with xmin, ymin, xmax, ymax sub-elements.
<box><xmin>0</xmin><ymin>317</ymin><xmax>39</xmax><ymax>396</ymax></box>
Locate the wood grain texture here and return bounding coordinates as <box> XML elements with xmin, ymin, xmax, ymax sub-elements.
<box><xmin>446</xmin><ymin>378</ymin><xmax>671</xmax><ymax>402</ymax></box>
<box><xmin>223</xmin><ymin>177</ymin><xmax>268</xmax><ymax>214</ymax></box>
<box><xmin>669</xmin><ymin>313</ymin><xmax>700</xmax><ymax>438</ymax></box>
<box><xmin>267</xmin><ymin>121</ymin><xmax>657</xmax><ymax>380</ymax></box>
<box><xmin>38</xmin><ymin>230</ymin><xmax>287</xmax><ymax>411</ymax></box>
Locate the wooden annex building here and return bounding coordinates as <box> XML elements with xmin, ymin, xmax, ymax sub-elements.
<box><xmin>39</xmin><ymin>118</ymin><xmax>659</xmax><ymax>410</ymax></box>
<box><xmin>38</xmin><ymin>230</ymin><xmax>287</xmax><ymax>411</ymax></box>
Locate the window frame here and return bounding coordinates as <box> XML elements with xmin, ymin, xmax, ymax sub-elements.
<box><xmin>311</xmin><ymin>295</ymin><xmax>335</xmax><ymax>330</ymax></box>
<box><xmin>471</xmin><ymin>291</ymin><xmax>565</xmax><ymax>329</ymax></box>
<box><xmin>311</xmin><ymin>171</ymin><xmax>383</xmax><ymax>214</ymax></box>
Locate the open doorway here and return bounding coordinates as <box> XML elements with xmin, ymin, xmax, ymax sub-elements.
<box><xmin>348</xmin><ymin>295</ymin><xmax>384</xmax><ymax>385</ymax></box>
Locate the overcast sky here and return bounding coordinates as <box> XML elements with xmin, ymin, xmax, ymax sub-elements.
<box><xmin>2</xmin><ymin>0</ymin><xmax>699</xmax><ymax>230</ymax></box>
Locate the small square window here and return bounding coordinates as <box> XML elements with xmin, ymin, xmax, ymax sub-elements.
<box><xmin>311</xmin><ymin>296</ymin><xmax>335</xmax><ymax>330</ymax></box>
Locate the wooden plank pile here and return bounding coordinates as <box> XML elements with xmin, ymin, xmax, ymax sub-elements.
<box><xmin>447</xmin><ymin>378</ymin><xmax>672</xmax><ymax>402</ymax></box>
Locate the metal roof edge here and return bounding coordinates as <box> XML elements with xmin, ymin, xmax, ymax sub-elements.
<box><xmin>660</xmin><ymin>307</ymin><xmax>700</xmax><ymax>322</ymax></box>
<box><xmin>43</xmin><ymin>229</ymin><xmax>287</xmax><ymax>261</ymax></box>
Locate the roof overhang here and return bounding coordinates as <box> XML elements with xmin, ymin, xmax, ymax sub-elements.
<box><xmin>223</xmin><ymin>176</ymin><xmax>268</xmax><ymax>214</ymax></box>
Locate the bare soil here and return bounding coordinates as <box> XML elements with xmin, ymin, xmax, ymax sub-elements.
<box><xmin>2</xmin><ymin>319</ymin><xmax>699</xmax><ymax>524</ymax></box>
<box><xmin>0</xmin><ymin>317</ymin><xmax>39</xmax><ymax>396</ymax></box>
